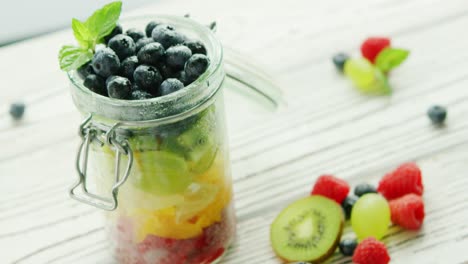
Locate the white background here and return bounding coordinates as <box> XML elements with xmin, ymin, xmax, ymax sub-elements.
<box><xmin>0</xmin><ymin>0</ymin><xmax>154</xmax><ymax>45</ymax></box>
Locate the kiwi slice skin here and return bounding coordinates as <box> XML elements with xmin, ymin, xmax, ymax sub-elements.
<box><xmin>270</xmin><ymin>195</ymin><xmax>344</xmax><ymax>263</ymax></box>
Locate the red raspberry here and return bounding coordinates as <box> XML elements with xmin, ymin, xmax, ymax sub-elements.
<box><xmin>360</xmin><ymin>37</ymin><xmax>391</xmax><ymax>63</ymax></box>
<box><xmin>353</xmin><ymin>237</ymin><xmax>390</xmax><ymax>264</ymax></box>
<box><xmin>377</xmin><ymin>163</ymin><xmax>423</xmax><ymax>200</ymax></box>
<box><xmin>389</xmin><ymin>194</ymin><xmax>425</xmax><ymax>230</ymax></box>
<box><xmin>311</xmin><ymin>175</ymin><xmax>350</xmax><ymax>204</ymax></box>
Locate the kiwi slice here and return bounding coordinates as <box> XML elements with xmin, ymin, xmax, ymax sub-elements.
<box><xmin>132</xmin><ymin>151</ymin><xmax>192</xmax><ymax>195</ymax></box>
<box><xmin>270</xmin><ymin>196</ymin><xmax>344</xmax><ymax>263</ymax></box>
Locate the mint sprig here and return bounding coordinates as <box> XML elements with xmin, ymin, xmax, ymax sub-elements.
<box><xmin>58</xmin><ymin>1</ymin><xmax>122</xmax><ymax>71</ymax></box>
<box><xmin>375</xmin><ymin>48</ymin><xmax>409</xmax><ymax>73</ymax></box>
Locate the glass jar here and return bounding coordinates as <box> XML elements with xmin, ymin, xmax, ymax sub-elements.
<box><xmin>69</xmin><ymin>15</ymin><xmax>235</xmax><ymax>264</ymax></box>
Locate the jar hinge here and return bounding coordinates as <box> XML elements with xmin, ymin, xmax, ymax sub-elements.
<box><xmin>70</xmin><ymin>114</ymin><xmax>133</xmax><ymax>211</ymax></box>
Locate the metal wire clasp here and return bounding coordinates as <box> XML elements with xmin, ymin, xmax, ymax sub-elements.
<box><xmin>70</xmin><ymin>114</ymin><xmax>133</xmax><ymax>211</ymax></box>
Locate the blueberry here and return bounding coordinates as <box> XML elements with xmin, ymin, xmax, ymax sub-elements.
<box><xmin>354</xmin><ymin>183</ymin><xmax>377</xmax><ymax>197</ymax></box>
<box><xmin>428</xmin><ymin>105</ymin><xmax>447</xmax><ymax>125</ymax></box>
<box><xmin>151</xmin><ymin>25</ymin><xmax>185</xmax><ymax>49</ymax></box>
<box><xmin>339</xmin><ymin>239</ymin><xmax>358</xmax><ymax>256</ymax></box>
<box><xmin>84</xmin><ymin>74</ymin><xmax>107</xmax><ymax>96</ymax></box>
<box><xmin>77</xmin><ymin>62</ymin><xmax>95</xmax><ymax>78</ymax></box>
<box><xmin>137</xmin><ymin>42</ymin><xmax>165</xmax><ymax>66</ymax></box>
<box><xmin>104</xmin><ymin>24</ymin><xmax>123</xmax><ymax>43</ymax></box>
<box><xmin>183</xmin><ymin>40</ymin><xmax>207</xmax><ymax>55</ymax></box>
<box><xmin>177</xmin><ymin>71</ymin><xmax>192</xmax><ymax>86</ymax></box>
<box><xmin>165</xmin><ymin>45</ymin><xmax>192</xmax><ymax>70</ymax></box>
<box><xmin>185</xmin><ymin>54</ymin><xmax>210</xmax><ymax>82</ymax></box>
<box><xmin>131</xmin><ymin>89</ymin><xmax>154</xmax><ymax>100</ymax></box>
<box><xmin>157</xmin><ymin>63</ymin><xmax>177</xmax><ymax>79</ymax></box>
<box><xmin>106</xmin><ymin>76</ymin><xmax>119</xmax><ymax>86</ymax></box>
<box><xmin>106</xmin><ymin>76</ymin><xmax>132</xmax><ymax>99</ymax></box>
<box><xmin>160</xmin><ymin>78</ymin><xmax>184</xmax><ymax>96</ymax></box>
<box><xmin>341</xmin><ymin>196</ymin><xmax>358</xmax><ymax>220</ymax></box>
<box><xmin>332</xmin><ymin>52</ymin><xmax>349</xmax><ymax>72</ymax></box>
<box><xmin>120</xmin><ymin>56</ymin><xmax>138</xmax><ymax>80</ymax></box>
<box><xmin>126</xmin><ymin>28</ymin><xmax>145</xmax><ymax>42</ymax></box>
<box><xmin>108</xmin><ymin>34</ymin><xmax>136</xmax><ymax>60</ymax></box>
<box><xmin>9</xmin><ymin>102</ymin><xmax>25</xmax><ymax>120</ymax></box>
<box><xmin>145</xmin><ymin>21</ymin><xmax>159</xmax><ymax>37</ymax></box>
<box><xmin>133</xmin><ymin>65</ymin><xmax>163</xmax><ymax>95</ymax></box>
<box><xmin>91</xmin><ymin>48</ymin><xmax>120</xmax><ymax>78</ymax></box>
<box><xmin>135</xmin><ymin>37</ymin><xmax>155</xmax><ymax>52</ymax></box>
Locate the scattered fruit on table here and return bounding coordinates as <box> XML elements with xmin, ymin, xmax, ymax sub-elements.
<box><xmin>9</xmin><ymin>102</ymin><xmax>26</xmax><ymax>120</ymax></box>
<box><xmin>341</xmin><ymin>196</ymin><xmax>358</xmax><ymax>220</ymax></box>
<box><xmin>310</xmin><ymin>175</ymin><xmax>350</xmax><ymax>204</ymax></box>
<box><xmin>270</xmin><ymin>196</ymin><xmax>344</xmax><ymax>263</ymax></box>
<box><xmin>334</xmin><ymin>36</ymin><xmax>409</xmax><ymax>95</ymax></box>
<box><xmin>351</xmin><ymin>193</ymin><xmax>391</xmax><ymax>240</ymax></box>
<box><xmin>332</xmin><ymin>52</ymin><xmax>350</xmax><ymax>72</ymax></box>
<box><xmin>389</xmin><ymin>194</ymin><xmax>425</xmax><ymax>230</ymax></box>
<box><xmin>378</xmin><ymin>162</ymin><xmax>423</xmax><ymax>200</ymax></box>
<box><xmin>360</xmin><ymin>37</ymin><xmax>390</xmax><ymax>63</ymax></box>
<box><xmin>427</xmin><ymin>105</ymin><xmax>447</xmax><ymax>125</ymax></box>
<box><xmin>58</xmin><ymin>1</ymin><xmax>209</xmax><ymax>100</ymax></box>
<box><xmin>271</xmin><ymin>161</ymin><xmax>427</xmax><ymax>263</ymax></box>
<box><xmin>354</xmin><ymin>183</ymin><xmax>377</xmax><ymax>197</ymax></box>
<box><xmin>352</xmin><ymin>237</ymin><xmax>390</xmax><ymax>264</ymax></box>
<box><xmin>338</xmin><ymin>238</ymin><xmax>358</xmax><ymax>256</ymax></box>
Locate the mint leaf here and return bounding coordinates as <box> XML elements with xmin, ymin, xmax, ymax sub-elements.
<box><xmin>58</xmin><ymin>45</ymin><xmax>93</xmax><ymax>71</ymax></box>
<box><xmin>85</xmin><ymin>1</ymin><xmax>122</xmax><ymax>42</ymax></box>
<box><xmin>375</xmin><ymin>48</ymin><xmax>409</xmax><ymax>72</ymax></box>
<box><xmin>72</xmin><ymin>19</ymin><xmax>91</xmax><ymax>49</ymax></box>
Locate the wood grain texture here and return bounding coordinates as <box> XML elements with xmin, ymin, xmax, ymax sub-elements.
<box><xmin>1</xmin><ymin>0</ymin><xmax>468</xmax><ymax>263</ymax></box>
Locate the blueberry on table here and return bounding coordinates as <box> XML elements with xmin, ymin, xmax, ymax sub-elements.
<box><xmin>9</xmin><ymin>102</ymin><xmax>25</xmax><ymax>120</ymax></box>
<box><xmin>428</xmin><ymin>105</ymin><xmax>447</xmax><ymax>125</ymax></box>
<box><xmin>185</xmin><ymin>54</ymin><xmax>210</xmax><ymax>81</ymax></box>
<box><xmin>126</xmin><ymin>28</ymin><xmax>145</xmax><ymax>42</ymax></box>
<box><xmin>108</xmin><ymin>34</ymin><xmax>136</xmax><ymax>60</ymax></box>
<box><xmin>135</xmin><ymin>37</ymin><xmax>154</xmax><ymax>52</ymax></box>
<box><xmin>120</xmin><ymin>56</ymin><xmax>138</xmax><ymax>80</ymax></box>
<box><xmin>151</xmin><ymin>24</ymin><xmax>186</xmax><ymax>49</ymax></box>
<box><xmin>354</xmin><ymin>183</ymin><xmax>377</xmax><ymax>197</ymax></box>
<box><xmin>341</xmin><ymin>196</ymin><xmax>358</xmax><ymax>220</ymax></box>
<box><xmin>77</xmin><ymin>62</ymin><xmax>95</xmax><ymax>78</ymax></box>
<box><xmin>183</xmin><ymin>40</ymin><xmax>207</xmax><ymax>55</ymax></box>
<box><xmin>137</xmin><ymin>42</ymin><xmax>165</xmax><ymax>66</ymax></box>
<box><xmin>145</xmin><ymin>21</ymin><xmax>159</xmax><ymax>37</ymax></box>
<box><xmin>131</xmin><ymin>89</ymin><xmax>154</xmax><ymax>100</ymax></box>
<box><xmin>104</xmin><ymin>24</ymin><xmax>123</xmax><ymax>43</ymax></box>
<box><xmin>84</xmin><ymin>74</ymin><xmax>107</xmax><ymax>96</ymax></box>
<box><xmin>133</xmin><ymin>65</ymin><xmax>163</xmax><ymax>95</ymax></box>
<box><xmin>160</xmin><ymin>78</ymin><xmax>184</xmax><ymax>96</ymax></box>
<box><xmin>339</xmin><ymin>239</ymin><xmax>358</xmax><ymax>256</ymax></box>
<box><xmin>165</xmin><ymin>45</ymin><xmax>192</xmax><ymax>70</ymax></box>
<box><xmin>91</xmin><ymin>48</ymin><xmax>120</xmax><ymax>78</ymax></box>
<box><xmin>332</xmin><ymin>52</ymin><xmax>349</xmax><ymax>72</ymax></box>
<box><xmin>106</xmin><ymin>76</ymin><xmax>132</xmax><ymax>99</ymax></box>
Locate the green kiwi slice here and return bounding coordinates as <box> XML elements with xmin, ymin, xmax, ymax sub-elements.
<box><xmin>270</xmin><ymin>196</ymin><xmax>344</xmax><ymax>263</ymax></box>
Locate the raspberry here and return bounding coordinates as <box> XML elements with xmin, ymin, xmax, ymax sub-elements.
<box><xmin>389</xmin><ymin>194</ymin><xmax>425</xmax><ymax>230</ymax></box>
<box><xmin>311</xmin><ymin>175</ymin><xmax>350</xmax><ymax>204</ymax></box>
<box><xmin>352</xmin><ymin>237</ymin><xmax>390</xmax><ymax>264</ymax></box>
<box><xmin>377</xmin><ymin>163</ymin><xmax>423</xmax><ymax>200</ymax></box>
<box><xmin>360</xmin><ymin>37</ymin><xmax>391</xmax><ymax>63</ymax></box>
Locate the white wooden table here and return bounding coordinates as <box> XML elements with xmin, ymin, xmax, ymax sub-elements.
<box><xmin>1</xmin><ymin>0</ymin><xmax>468</xmax><ymax>263</ymax></box>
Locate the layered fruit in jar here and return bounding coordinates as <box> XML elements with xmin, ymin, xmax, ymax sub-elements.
<box><xmin>89</xmin><ymin>104</ymin><xmax>235</xmax><ymax>264</ymax></box>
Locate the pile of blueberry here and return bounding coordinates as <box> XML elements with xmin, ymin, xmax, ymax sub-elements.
<box><xmin>79</xmin><ymin>21</ymin><xmax>210</xmax><ymax>100</ymax></box>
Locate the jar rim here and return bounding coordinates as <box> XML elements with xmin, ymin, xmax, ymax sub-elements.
<box><xmin>68</xmin><ymin>14</ymin><xmax>224</xmax><ymax>123</ymax></box>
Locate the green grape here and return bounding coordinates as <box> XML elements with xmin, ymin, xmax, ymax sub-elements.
<box><xmin>351</xmin><ymin>193</ymin><xmax>390</xmax><ymax>240</ymax></box>
<box><xmin>344</xmin><ymin>58</ymin><xmax>374</xmax><ymax>88</ymax></box>
<box><xmin>344</xmin><ymin>58</ymin><xmax>391</xmax><ymax>95</ymax></box>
